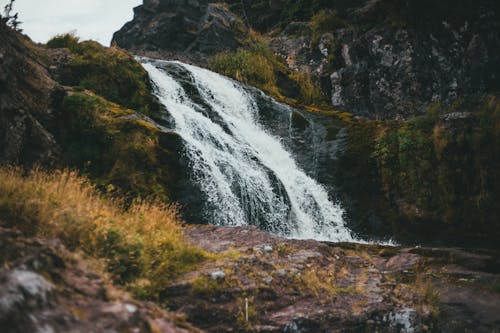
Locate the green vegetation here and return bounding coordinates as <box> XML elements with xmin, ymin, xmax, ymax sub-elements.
<box><xmin>279</xmin><ymin>0</ymin><xmax>319</xmax><ymax>24</ymax></box>
<box><xmin>0</xmin><ymin>167</ymin><xmax>207</xmax><ymax>299</ymax></box>
<box><xmin>310</xmin><ymin>9</ymin><xmax>344</xmax><ymax>47</ymax></box>
<box><xmin>191</xmin><ymin>275</ymin><xmax>224</xmax><ymax>296</ymax></box>
<box><xmin>47</xmin><ymin>33</ymin><xmax>157</xmax><ymax>113</ymax></box>
<box><xmin>338</xmin><ymin>95</ymin><xmax>500</xmax><ymax>242</ymax></box>
<box><xmin>56</xmin><ymin>91</ymin><xmax>179</xmax><ymax>202</ymax></box>
<box><xmin>299</xmin><ymin>267</ymin><xmax>355</xmax><ymax>298</ymax></box>
<box><xmin>209</xmin><ymin>34</ymin><xmax>326</xmax><ymax>106</ymax></box>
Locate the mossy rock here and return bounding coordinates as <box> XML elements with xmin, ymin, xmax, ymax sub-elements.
<box><xmin>56</xmin><ymin>91</ymin><xmax>181</xmax><ymax>202</ymax></box>
<box><xmin>47</xmin><ymin>33</ymin><xmax>158</xmax><ymax>114</ymax></box>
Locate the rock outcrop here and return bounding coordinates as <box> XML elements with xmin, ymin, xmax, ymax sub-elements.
<box><xmin>112</xmin><ymin>0</ymin><xmax>247</xmax><ymax>64</ymax></box>
<box><xmin>0</xmin><ymin>226</ymin><xmax>200</xmax><ymax>333</ymax></box>
<box><xmin>269</xmin><ymin>0</ymin><xmax>500</xmax><ymax>119</ymax></box>
<box><xmin>164</xmin><ymin>225</ymin><xmax>500</xmax><ymax>332</ymax></box>
<box><xmin>0</xmin><ymin>24</ymin><xmax>63</xmax><ymax>165</ymax></box>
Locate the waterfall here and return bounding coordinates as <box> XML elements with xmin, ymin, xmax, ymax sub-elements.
<box><xmin>141</xmin><ymin>59</ymin><xmax>355</xmax><ymax>242</ymax></box>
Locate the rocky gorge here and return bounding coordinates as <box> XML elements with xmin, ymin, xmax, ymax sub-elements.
<box><xmin>1</xmin><ymin>0</ymin><xmax>500</xmax><ymax>332</ymax></box>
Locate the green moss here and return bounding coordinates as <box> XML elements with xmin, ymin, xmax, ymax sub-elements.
<box><xmin>47</xmin><ymin>34</ymin><xmax>157</xmax><ymax>114</ymax></box>
<box><xmin>57</xmin><ymin>92</ymin><xmax>177</xmax><ymax>202</ymax></box>
<box><xmin>367</xmin><ymin>96</ymin><xmax>500</xmax><ymax>242</ymax></box>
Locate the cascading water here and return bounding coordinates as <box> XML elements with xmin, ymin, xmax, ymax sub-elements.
<box><xmin>141</xmin><ymin>58</ymin><xmax>355</xmax><ymax>242</ymax></box>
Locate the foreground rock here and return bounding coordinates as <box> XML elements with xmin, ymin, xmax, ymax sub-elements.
<box><xmin>0</xmin><ymin>218</ymin><xmax>499</xmax><ymax>332</ymax></box>
<box><xmin>164</xmin><ymin>225</ymin><xmax>500</xmax><ymax>332</ymax></box>
<box><xmin>0</xmin><ymin>226</ymin><xmax>201</xmax><ymax>333</ymax></box>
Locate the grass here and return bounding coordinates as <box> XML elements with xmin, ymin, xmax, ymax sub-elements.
<box><xmin>0</xmin><ymin>167</ymin><xmax>207</xmax><ymax>299</ymax></box>
<box><xmin>191</xmin><ymin>275</ymin><xmax>224</xmax><ymax>296</ymax></box>
<box><xmin>209</xmin><ymin>33</ymin><xmax>328</xmax><ymax>107</ymax></box>
<box><xmin>413</xmin><ymin>274</ymin><xmax>441</xmax><ymax>317</ymax></box>
<box><xmin>299</xmin><ymin>266</ymin><xmax>355</xmax><ymax>298</ymax></box>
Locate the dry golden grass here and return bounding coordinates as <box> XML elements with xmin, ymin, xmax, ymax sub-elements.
<box><xmin>0</xmin><ymin>167</ymin><xmax>207</xmax><ymax>298</ymax></box>
<box><xmin>299</xmin><ymin>266</ymin><xmax>355</xmax><ymax>298</ymax></box>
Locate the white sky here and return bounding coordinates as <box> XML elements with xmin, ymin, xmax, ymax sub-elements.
<box><xmin>1</xmin><ymin>0</ymin><xmax>142</xmax><ymax>45</ymax></box>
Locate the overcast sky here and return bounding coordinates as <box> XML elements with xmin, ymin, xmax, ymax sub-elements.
<box><xmin>1</xmin><ymin>0</ymin><xmax>142</xmax><ymax>45</ymax></box>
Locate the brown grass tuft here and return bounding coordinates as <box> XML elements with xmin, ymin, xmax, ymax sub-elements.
<box><xmin>0</xmin><ymin>167</ymin><xmax>207</xmax><ymax>299</ymax></box>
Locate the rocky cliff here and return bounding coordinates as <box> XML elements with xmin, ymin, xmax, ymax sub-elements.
<box><xmin>0</xmin><ymin>24</ymin><xmax>62</xmax><ymax>165</ymax></box>
<box><xmin>114</xmin><ymin>0</ymin><xmax>500</xmax><ymax>119</ymax></box>
<box><xmin>113</xmin><ymin>0</ymin><xmax>247</xmax><ymax>64</ymax></box>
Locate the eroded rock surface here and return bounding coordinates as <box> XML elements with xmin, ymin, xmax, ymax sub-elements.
<box><xmin>160</xmin><ymin>225</ymin><xmax>500</xmax><ymax>332</ymax></box>
<box><xmin>115</xmin><ymin>0</ymin><xmax>500</xmax><ymax>119</ymax></box>
<box><xmin>0</xmin><ymin>226</ymin><xmax>201</xmax><ymax>333</ymax></box>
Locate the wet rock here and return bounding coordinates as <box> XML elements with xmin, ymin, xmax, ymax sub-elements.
<box><xmin>384</xmin><ymin>253</ymin><xmax>421</xmax><ymax>272</ymax></box>
<box><xmin>156</xmin><ymin>225</ymin><xmax>500</xmax><ymax>332</ymax></box>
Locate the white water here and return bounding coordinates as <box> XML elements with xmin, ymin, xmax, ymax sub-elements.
<box><xmin>142</xmin><ymin>59</ymin><xmax>355</xmax><ymax>242</ymax></box>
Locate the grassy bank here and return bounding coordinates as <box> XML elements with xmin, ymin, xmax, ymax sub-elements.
<box><xmin>0</xmin><ymin>167</ymin><xmax>207</xmax><ymax>299</ymax></box>
<box><xmin>209</xmin><ymin>32</ymin><xmax>326</xmax><ymax>106</ymax></box>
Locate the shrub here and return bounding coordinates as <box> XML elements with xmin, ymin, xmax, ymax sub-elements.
<box><xmin>0</xmin><ymin>167</ymin><xmax>207</xmax><ymax>298</ymax></box>
<box><xmin>210</xmin><ymin>42</ymin><xmax>281</xmax><ymax>96</ymax></box>
<box><xmin>46</xmin><ymin>32</ymin><xmax>80</xmax><ymax>50</ymax></box>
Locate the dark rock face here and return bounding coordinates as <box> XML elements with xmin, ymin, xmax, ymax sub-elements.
<box><xmin>329</xmin><ymin>22</ymin><xmax>500</xmax><ymax>119</ymax></box>
<box><xmin>0</xmin><ymin>26</ymin><xmax>62</xmax><ymax>165</ymax></box>
<box><xmin>270</xmin><ymin>1</ymin><xmax>500</xmax><ymax>119</ymax></box>
<box><xmin>112</xmin><ymin>0</ymin><xmax>247</xmax><ymax>63</ymax></box>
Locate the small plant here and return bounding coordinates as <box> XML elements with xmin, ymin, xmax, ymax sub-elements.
<box><xmin>46</xmin><ymin>32</ymin><xmax>80</xmax><ymax>50</ymax></box>
<box><xmin>191</xmin><ymin>275</ymin><xmax>223</xmax><ymax>296</ymax></box>
<box><xmin>1</xmin><ymin>0</ymin><xmax>22</xmax><ymax>31</ymax></box>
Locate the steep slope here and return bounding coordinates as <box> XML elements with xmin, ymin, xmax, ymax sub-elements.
<box><xmin>0</xmin><ymin>26</ymin><xmax>184</xmax><ymax>201</ymax></box>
